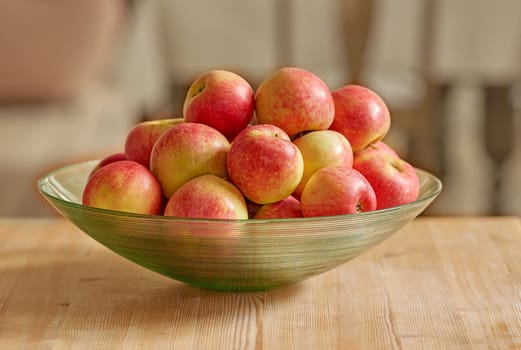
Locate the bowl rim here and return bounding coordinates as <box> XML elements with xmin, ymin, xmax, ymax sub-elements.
<box><xmin>38</xmin><ymin>159</ymin><xmax>443</xmax><ymax>224</ymax></box>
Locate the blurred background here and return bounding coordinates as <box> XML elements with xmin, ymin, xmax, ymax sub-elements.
<box><xmin>1</xmin><ymin>0</ymin><xmax>520</xmax><ymax>217</ymax></box>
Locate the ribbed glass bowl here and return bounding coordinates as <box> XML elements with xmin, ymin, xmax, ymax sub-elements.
<box><xmin>38</xmin><ymin>160</ymin><xmax>442</xmax><ymax>291</ymax></box>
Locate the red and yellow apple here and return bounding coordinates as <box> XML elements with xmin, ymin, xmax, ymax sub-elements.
<box><xmin>88</xmin><ymin>152</ymin><xmax>127</xmax><ymax>178</ymax></box>
<box><xmin>124</xmin><ymin>117</ymin><xmax>184</xmax><ymax>167</ymax></box>
<box><xmin>227</xmin><ymin>124</ymin><xmax>304</xmax><ymax>204</ymax></box>
<box><xmin>254</xmin><ymin>195</ymin><xmax>303</xmax><ymax>219</ymax></box>
<box><xmin>164</xmin><ymin>174</ymin><xmax>248</xmax><ymax>220</ymax></box>
<box><xmin>149</xmin><ymin>122</ymin><xmax>230</xmax><ymax>198</ymax></box>
<box><xmin>183</xmin><ymin>70</ymin><xmax>255</xmax><ymax>140</ymax></box>
<box><xmin>82</xmin><ymin>160</ymin><xmax>163</xmax><ymax>215</ymax></box>
<box><xmin>353</xmin><ymin>144</ymin><xmax>420</xmax><ymax>210</ymax></box>
<box><xmin>255</xmin><ymin>67</ymin><xmax>335</xmax><ymax>137</ymax></box>
<box><xmin>330</xmin><ymin>84</ymin><xmax>391</xmax><ymax>153</ymax></box>
<box><xmin>292</xmin><ymin>130</ymin><xmax>353</xmax><ymax>199</ymax></box>
<box><xmin>300</xmin><ymin>165</ymin><xmax>377</xmax><ymax>217</ymax></box>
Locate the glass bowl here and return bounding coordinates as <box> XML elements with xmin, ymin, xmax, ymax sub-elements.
<box><xmin>38</xmin><ymin>160</ymin><xmax>442</xmax><ymax>291</ymax></box>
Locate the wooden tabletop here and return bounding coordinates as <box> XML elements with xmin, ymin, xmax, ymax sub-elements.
<box><xmin>1</xmin><ymin>216</ymin><xmax>520</xmax><ymax>349</ymax></box>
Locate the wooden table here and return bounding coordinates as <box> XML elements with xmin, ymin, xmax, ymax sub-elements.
<box><xmin>1</xmin><ymin>217</ymin><xmax>520</xmax><ymax>349</ymax></box>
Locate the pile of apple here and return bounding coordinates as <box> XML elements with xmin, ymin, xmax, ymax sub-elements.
<box><xmin>82</xmin><ymin>67</ymin><xmax>420</xmax><ymax>219</ymax></box>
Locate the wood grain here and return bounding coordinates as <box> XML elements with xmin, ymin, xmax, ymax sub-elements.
<box><xmin>0</xmin><ymin>217</ymin><xmax>520</xmax><ymax>349</ymax></box>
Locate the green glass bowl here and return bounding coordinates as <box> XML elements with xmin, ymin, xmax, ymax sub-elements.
<box><xmin>38</xmin><ymin>160</ymin><xmax>442</xmax><ymax>291</ymax></box>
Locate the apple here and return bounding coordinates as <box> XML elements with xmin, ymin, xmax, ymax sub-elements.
<box><xmin>330</xmin><ymin>84</ymin><xmax>391</xmax><ymax>153</ymax></box>
<box><xmin>164</xmin><ymin>174</ymin><xmax>248</xmax><ymax>220</ymax></box>
<box><xmin>353</xmin><ymin>144</ymin><xmax>420</xmax><ymax>210</ymax></box>
<box><xmin>82</xmin><ymin>160</ymin><xmax>163</xmax><ymax>215</ymax></box>
<box><xmin>150</xmin><ymin>122</ymin><xmax>230</xmax><ymax>198</ymax></box>
<box><xmin>254</xmin><ymin>67</ymin><xmax>335</xmax><ymax>137</ymax></box>
<box><xmin>254</xmin><ymin>195</ymin><xmax>303</xmax><ymax>219</ymax></box>
<box><xmin>124</xmin><ymin>117</ymin><xmax>184</xmax><ymax>167</ymax></box>
<box><xmin>292</xmin><ymin>130</ymin><xmax>353</xmax><ymax>199</ymax></box>
<box><xmin>88</xmin><ymin>152</ymin><xmax>127</xmax><ymax>178</ymax></box>
<box><xmin>300</xmin><ymin>165</ymin><xmax>377</xmax><ymax>217</ymax></box>
<box><xmin>183</xmin><ymin>70</ymin><xmax>255</xmax><ymax>140</ymax></box>
<box><xmin>227</xmin><ymin>124</ymin><xmax>304</xmax><ymax>204</ymax></box>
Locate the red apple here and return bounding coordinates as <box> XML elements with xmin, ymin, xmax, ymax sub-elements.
<box><xmin>183</xmin><ymin>70</ymin><xmax>255</xmax><ymax>140</ymax></box>
<box><xmin>124</xmin><ymin>117</ymin><xmax>184</xmax><ymax>167</ymax></box>
<box><xmin>150</xmin><ymin>122</ymin><xmax>230</xmax><ymax>198</ymax></box>
<box><xmin>330</xmin><ymin>85</ymin><xmax>391</xmax><ymax>153</ymax></box>
<box><xmin>227</xmin><ymin>124</ymin><xmax>304</xmax><ymax>204</ymax></box>
<box><xmin>292</xmin><ymin>130</ymin><xmax>353</xmax><ymax>199</ymax></box>
<box><xmin>88</xmin><ymin>152</ymin><xmax>127</xmax><ymax>178</ymax></box>
<box><xmin>82</xmin><ymin>160</ymin><xmax>163</xmax><ymax>215</ymax></box>
<box><xmin>353</xmin><ymin>145</ymin><xmax>420</xmax><ymax>210</ymax></box>
<box><xmin>300</xmin><ymin>165</ymin><xmax>377</xmax><ymax>217</ymax></box>
<box><xmin>254</xmin><ymin>195</ymin><xmax>303</xmax><ymax>219</ymax></box>
<box><xmin>164</xmin><ymin>174</ymin><xmax>248</xmax><ymax>220</ymax></box>
<box><xmin>255</xmin><ymin>67</ymin><xmax>335</xmax><ymax>137</ymax></box>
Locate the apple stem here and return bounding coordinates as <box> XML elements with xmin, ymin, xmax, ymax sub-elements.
<box><xmin>190</xmin><ymin>84</ymin><xmax>205</xmax><ymax>98</ymax></box>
